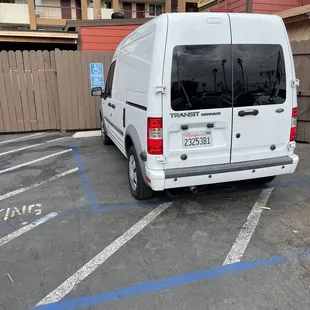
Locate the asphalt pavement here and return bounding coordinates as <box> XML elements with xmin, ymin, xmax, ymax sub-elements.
<box><xmin>0</xmin><ymin>132</ymin><xmax>309</xmax><ymax>310</ymax></box>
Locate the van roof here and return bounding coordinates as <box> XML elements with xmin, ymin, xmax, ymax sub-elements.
<box><xmin>114</xmin><ymin>12</ymin><xmax>284</xmax><ymax>56</ymax></box>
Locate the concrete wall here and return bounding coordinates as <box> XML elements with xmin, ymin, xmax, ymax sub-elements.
<box><xmin>0</xmin><ymin>3</ymin><xmax>30</xmax><ymax>24</ymax></box>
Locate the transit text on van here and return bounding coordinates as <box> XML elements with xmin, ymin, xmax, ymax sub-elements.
<box><xmin>170</xmin><ymin>111</ymin><xmax>221</xmax><ymax>118</ymax></box>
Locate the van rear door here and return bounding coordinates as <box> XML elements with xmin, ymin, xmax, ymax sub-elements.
<box><xmin>229</xmin><ymin>14</ymin><xmax>293</xmax><ymax>163</ymax></box>
<box><xmin>162</xmin><ymin>14</ymin><xmax>233</xmax><ymax>170</ymax></box>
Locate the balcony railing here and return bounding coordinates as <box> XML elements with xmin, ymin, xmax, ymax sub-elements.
<box><xmin>120</xmin><ymin>9</ymin><xmax>164</xmax><ymax>19</ymax></box>
<box><xmin>35</xmin><ymin>5</ymin><xmax>82</xmax><ymax>20</ymax></box>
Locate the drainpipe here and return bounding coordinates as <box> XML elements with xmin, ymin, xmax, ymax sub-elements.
<box><xmin>246</xmin><ymin>0</ymin><xmax>253</xmax><ymax>13</ymax></box>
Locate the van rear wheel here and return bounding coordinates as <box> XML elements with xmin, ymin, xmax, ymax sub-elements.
<box><xmin>127</xmin><ymin>146</ymin><xmax>154</xmax><ymax>200</ymax></box>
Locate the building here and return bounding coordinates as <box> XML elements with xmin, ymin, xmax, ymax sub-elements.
<box><xmin>0</xmin><ymin>0</ymin><xmax>198</xmax><ymax>32</ymax></box>
<box><xmin>199</xmin><ymin>0</ymin><xmax>310</xmax><ymax>14</ymax></box>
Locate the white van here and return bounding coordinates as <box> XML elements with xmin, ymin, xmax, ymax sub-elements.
<box><xmin>91</xmin><ymin>12</ymin><xmax>299</xmax><ymax>200</ymax></box>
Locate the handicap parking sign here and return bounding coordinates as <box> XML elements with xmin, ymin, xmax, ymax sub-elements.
<box><xmin>90</xmin><ymin>63</ymin><xmax>104</xmax><ymax>89</ymax></box>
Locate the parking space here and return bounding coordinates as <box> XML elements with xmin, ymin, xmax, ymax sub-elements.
<box><xmin>0</xmin><ymin>132</ymin><xmax>310</xmax><ymax>310</ymax></box>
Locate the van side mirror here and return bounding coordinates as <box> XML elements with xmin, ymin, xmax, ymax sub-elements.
<box><xmin>91</xmin><ymin>87</ymin><xmax>103</xmax><ymax>97</ymax></box>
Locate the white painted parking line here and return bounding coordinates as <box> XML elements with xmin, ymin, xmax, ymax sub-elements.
<box><xmin>0</xmin><ymin>137</ymin><xmax>68</xmax><ymax>157</ymax></box>
<box><xmin>36</xmin><ymin>202</ymin><xmax>173</xmax><ymax>306</ymax></box>
<box><xmin>0</xmin><ymin>168</ymin><xmax>78</xmax><ymax>202</ymax></box>
<box><xmin>223</xmin><ymin>187</ymin><xmax>274</xmax><ymax>265</ymax></box>
<box><xmin>72</xmin><ymin>131</ymin><xmax>101</xmax><ymax>139</ymax></box>
<box><xmin>0</xmin><ymin>212</ymin><xmax>58</xmax><ymax>247</ymax></box>
<box><xmin>0</xmin><ymin>133</ymin><xmax>45</xmax><ymax>145</ymax></box>
<box><xmin>0</xmin><ymin>149</ymin><xmax>72</xmax><ymax>175</ymax></box>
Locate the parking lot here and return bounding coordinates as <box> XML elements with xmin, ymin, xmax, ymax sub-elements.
<box><xmin>0</xmin><ymin>131</ymin><xmax>310</xmax><ymax>310</ymax></box>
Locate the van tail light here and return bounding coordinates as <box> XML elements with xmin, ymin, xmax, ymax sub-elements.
<box><xmin>147</xmin><ymin>117</ymin><xmax>163</xmax><ymax>155</ymax></box>
<box><xmin>290</xmin><ymin>107</ymin><xmax>297</xmax><ymax>142</ymax></box>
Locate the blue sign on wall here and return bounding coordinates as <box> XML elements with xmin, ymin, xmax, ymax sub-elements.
<box><xmin>90</xmin><ymin>63</ymin><xmax>104</xmax><ymax>89</ymax></box>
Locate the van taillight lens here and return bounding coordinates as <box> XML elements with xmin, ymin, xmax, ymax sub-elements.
<box><xmin>290</xmin><ymin>108</ymin><xmax>297</xmax><ymax>142</ymax></box>
<box><xmin>147</xmin><ymin>117</ymin><xmax>163</xmax><ymax>155</ymax></box>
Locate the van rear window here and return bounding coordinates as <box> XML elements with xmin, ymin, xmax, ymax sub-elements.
<box><xmin>171</xmin><ymin>44</ymin><xmax>286</xmax><ymax>111</ymax></box>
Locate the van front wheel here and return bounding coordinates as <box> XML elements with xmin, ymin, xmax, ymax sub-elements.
<box><xmin>127</xmin><ymin>146</ymin><xmax>154</xmax><ymax>200</ymax></box>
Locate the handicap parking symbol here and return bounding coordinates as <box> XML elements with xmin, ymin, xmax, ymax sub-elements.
<box><xmin>90</xmin><ymin>63</ymin><xmax>104</xmax><ymax>89</ymax></box>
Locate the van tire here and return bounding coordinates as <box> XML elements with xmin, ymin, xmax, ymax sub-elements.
<box><xmin>100</xmin><ymin>116</ymin><xmax>112</xmax><ymax>145</ymax></box>
<box><xmin>127</xmin><ymin>146</ymin><xmax>154</xmax><ymax>200</ymax></box>
<box><xmin>251</xmin><ymin>176</ymin><xmax>276</xmax><ymax>185</ymax></box>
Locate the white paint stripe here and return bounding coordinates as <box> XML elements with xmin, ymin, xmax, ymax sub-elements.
<box><xmin>36</xmin><ymin>202</ymin><xmax>172</xmax><ymax>306</ymax></box>
<box><xmin>72</xmin><ymin>131</ymin><xmax>101</xmax><ymax>139</ymax></box>
<box><xmin>223</xmin><ymin>187</ymin><xmax>274</xmax><ymax>265</ymax></box>
<box><xmin>0</xmin><ymin>133</ymin><xmax>45</xmax><ymax>145</ymax></box>
<box><xmin>0</xmin><ymin>149</ymin><xmax>72</xmax><ymax>175</ymax></box>
<box><xmin>0</xmin><ymin>137</ymin><xmax>67</xmax><ymax>157</ymax></box>
<box><xmin>0</xmin><ymin>168</ymin><xmax>78</xmax><ymax>202</ymax></box>
<box><xmin>0</xmin><ymin>212</ymin><xmax>58</xmax><ymax>247</ymax></box>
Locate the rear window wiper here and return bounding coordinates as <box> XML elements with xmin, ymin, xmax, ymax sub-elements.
<box><xmin>180</xmin><ymin>81</ymin><xmax>192</xmax><ymax>109</ymax></box>
<box><xmin>176</xmin><ymin>52</ymin><xmax>192</xmax><ymax>109</ymax></box>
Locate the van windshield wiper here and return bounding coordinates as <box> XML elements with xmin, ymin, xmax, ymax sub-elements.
<box><xmin>176</xmin><ymin>52</ymin><xmax>192</xmax><ymax>109</ymax></box>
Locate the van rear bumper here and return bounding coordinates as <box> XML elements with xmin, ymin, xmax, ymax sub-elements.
<box><xmin>145</xmin><ymin>155</ymin><xmax>299</xmax><ymax>191</ymax></box>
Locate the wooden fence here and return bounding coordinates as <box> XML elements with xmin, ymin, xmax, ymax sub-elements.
<box><xmin>0</xmin><ymin>47</ymin><xmax>310</xmax><ymax>142</ymax></box>
<box><xmin>0</xmin><ymin>50</ymin><xmax>113</xmax><ymax>133</ymax></box>
<box><xmin>292</xmin><ymin>40</ymin><xmax>310</xmax><ymax>143</ymax></box>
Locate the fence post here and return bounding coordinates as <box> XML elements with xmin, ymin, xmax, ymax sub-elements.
<box><xmin>55</xmin><ymin>50</ymin><xmax>67</xmax><ymax>131</ymax></box>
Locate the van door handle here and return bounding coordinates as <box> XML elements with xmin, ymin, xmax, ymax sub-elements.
<box><xmin>111</xmin><ymin>104</ymin><xmax>115</xmax><ymax>109</ymax></box>
<box><xmin>238</xmin><ymin>109</ymin><xmax>259</xmax><ymax>117</ymax></box>
<box><xmin>108</xmin><ymin>103</ymin><xmax>112</xmax><ymax>107</ymax></box>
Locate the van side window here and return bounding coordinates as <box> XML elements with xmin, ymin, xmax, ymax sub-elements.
<box><xmin>171</xmin><ymin>45</ymin><xmax>232</xmax><ymax>111</ymax></box>
<box><xmin>105</xmin><ymin>61</ymin><xmax>116</xmax><ymax>98</ymax></box>
<box><xmin>233</xmin><ymin>44</ymin><xmax>286</xmax><ymax>107</ymax></box>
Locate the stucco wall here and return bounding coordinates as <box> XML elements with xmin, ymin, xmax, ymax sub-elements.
<box><xmin>0</xmin><ymin>3</ymin><xmax>30</xmax><ymax>24</ymax></box>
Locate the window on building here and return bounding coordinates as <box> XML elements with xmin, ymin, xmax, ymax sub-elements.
<box><xmin>35</xmin><ymin>0</ymin><xmax>42</xmax><ymax>11</ymax></box>
<box><xmin>149</xmin><ymin>4</ymin><xmax>162</xmax><ymax>16</ymax></box>
<box><xmin>105</xmin><ymin>1</ymin><xmax>112</xmax><ymax>8</ymax></box>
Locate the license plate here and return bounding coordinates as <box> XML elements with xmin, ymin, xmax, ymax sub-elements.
<box><xmin>182</xmin><ymin>131</ymin><xmax>213</xmax><ymax>148</ymax></box>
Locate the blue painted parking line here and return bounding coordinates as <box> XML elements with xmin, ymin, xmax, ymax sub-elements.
<box><xmin>33</xmin><ymin>249</ymin><xmax>310</xmax><ymax>310</ymax></box>
<box><xmin>1</xmin><ymin>175</ymin><xmax>310</xmax><ymax>231</ymax></box>
<box><xmin>70</xmin><ymin>138</ymin><xmax>100</xmax><ymax>212</ymax></box>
